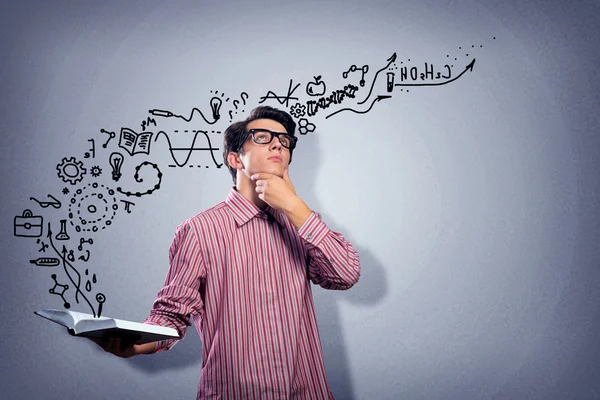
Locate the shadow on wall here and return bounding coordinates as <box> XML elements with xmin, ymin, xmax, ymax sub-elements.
<box><xmin>123</xmin><ymin>130</ymin><xmax>389</xmax><ymax>400</ymax></box>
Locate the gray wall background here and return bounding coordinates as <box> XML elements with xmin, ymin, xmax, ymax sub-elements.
<box><xmin>1</xmin><ymin>1</ymin><xmax>599</xmax><ymax>399</ymax></box>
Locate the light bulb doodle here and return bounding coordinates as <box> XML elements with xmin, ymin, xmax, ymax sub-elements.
<box><xmin>210</xmin><ymin>96</ymin><xmax>223</xmax><ymax>120</ymax></box>
<box><xmin>109</xmin><ymin>152</ymin><xmax>124</xmax><ymax>182</ymax></box>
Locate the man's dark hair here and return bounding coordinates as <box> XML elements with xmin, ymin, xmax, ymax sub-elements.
<box><xmin>222</xmin><ymin>105</ymin><xmax>297</xmax><ymax>184</ymax></box>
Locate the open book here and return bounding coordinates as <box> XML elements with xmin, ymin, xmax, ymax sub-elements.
<box><xmin>118</xmin><ymin>128</ymin><xmax>154</xmax><ymax>156</ymax></box>
<box><xmin>34</xmin><ymin>309</ymin><xmax>179</xmax><ymax>345</ymax></box>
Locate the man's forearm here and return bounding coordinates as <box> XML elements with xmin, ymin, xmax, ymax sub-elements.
<box><xmin>285</xmin><ymin>197</ymin><xmax>313</xmax><ymax>229</ymax></box>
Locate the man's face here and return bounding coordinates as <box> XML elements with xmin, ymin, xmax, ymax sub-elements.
<box><xmin>232</xmin><ymin>118</ymin><xmax>291</xmax><ymax>180</ymax></box>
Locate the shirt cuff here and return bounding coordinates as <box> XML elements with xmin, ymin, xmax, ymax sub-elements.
<box><xmin>142</xmin><ymin>319</ymin><xmax>176</xmax><ymax>353</ymax></box>
<box><xmin>296</xmin><ymin>211</ymin><xmax>329</xmax><ymax>248</ymax></box>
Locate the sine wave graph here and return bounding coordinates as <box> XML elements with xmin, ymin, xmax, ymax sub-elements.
<box><xmin>154</xmin><ymin>130</ymin><xmax>223</xmax><ymax>168</ymax></box>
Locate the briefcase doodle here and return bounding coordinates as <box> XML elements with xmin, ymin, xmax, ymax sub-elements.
<box><xmin>14</xmin><ymin>209</ymin><xmax>43</xmax><ymax>238</ymax></box>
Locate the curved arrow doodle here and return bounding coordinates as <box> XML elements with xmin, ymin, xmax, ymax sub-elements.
<box><xmin>357</xmin><ymin>53</ymin><xmax>397</xmax><ymax>105</ymax></box>
<box><xmin>325</xmin><ymin>95</ymin><xmax>391</xmax><ymax>119</ymax></box>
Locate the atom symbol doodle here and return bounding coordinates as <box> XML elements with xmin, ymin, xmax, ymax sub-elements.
<box><xmin>68</xmin><ymin>182</ymin><xmax>118</xmax><ymax>233</ymax></box>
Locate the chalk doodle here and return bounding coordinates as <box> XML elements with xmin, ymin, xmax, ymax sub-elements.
<box><xmin>259</xmin><ymin>79</ymin><xmax>301</xmax><ymax>108</ymax></box>
<box><xmin>69</xmin><ymin>183</ymin><xmax>118</xmax><ymax>232</ymax></box>
<box><xmin>326</xmin><ymin>95</ymin><xmax>391</xmax><ymax>119</ymax></box>
<box><xmin>30</xmin><ymin>194</ymin><xmax>61</xmax><ymax>209</ymax></box>
<box><xmin>306</xmin><ymin>76</ymin><xmax>327</xmax><ymax>97</ymax></box>
<box><xmin>100</xmin><ymin>128</ymin><xmax>117</xmax><ymax>148</ymax></box>
<box><xmin>78</xmin><ymin>237</ymin><xmax>93</xmax><ymax>251</ymax></box>
<box><xmin>49</xmin><ymin>274</ymin><xmax>70</xmax><ymax>308</ymax></box>
<box><xmin>30</xmin><ymin>257</ymin><xmax>60</xmax><ymax>267</ymax></box>
<box><xmin>118</xmin><ymin>128</ymin><xmax>154</xmax><ymax>156</ymax></box>
<box><xmin>394</xmin><ymin>59</ymin><xmax>475</xmax><ymax>87</ymax></box>
<box><xmin>55</xmin><ymin>219</ymin><xmax>70</xmax><ymax>240</ymax></box>
<box><xmin>46</xmin><ymin>221</ymin><xmax>100</xmax><ymax>316</ymax></box>
<box><xmin>116</xmin><ymin>161</ymin><xmax>162</xmax><ymax>197</ymax></box>
<box><xmin>36</xmin><ymin>238</ymin><xmax>49</xmax><ymax>252</ymax></box>
<box><xmin>343</xmin><ymin>64</ymin><xmax>369</xmax><ymax>86</ymax></box>
<box><xmin>357</xmin><ymin>53</ymin><xmax>397</xmax><ymax>105</ymax></box>
<box><xmin>13</xmin><ymin>209</ymin><xmax>43</xmax><ymax>238</ymax></box>
<box><xmin>90</xmin><ymin>166</ymin><xmax>102</xmax><ymax>178</ymax></box>
<box><xmin>141</xmin><ymin>116</ymin><xmax>156</xmax><ymax>131</ymax></box>
<box><xmin>305</xmin><ymin>85</ymin><xmax>359</xmax><ymax>117</ymax></box>
<box><xmin>13</xmin><ymin>39</ymin><xmax>492</xmax><ymax>316</ymax></box>
<box><xmin>109</xmin><ymin>152</ymin><xmax>124</xmax><ymax>182</ymax></box>
<box><xmin>298</xmin><ymin>118</ymin><xmax>316</xmax><ymax>135</ymax></box>
<box><xmin>56</xmin><ymin>157</ymin><xmax>87</xmax><ymax>185</ymax></box>
<box><xmin>120</xmin><ymin>199</ymin><xmax>135</xmax><ymax>213</ymax></box>
<box><xmin>154</xmin><ymin>131</ymin><xmax>223</xmax><ymax>168</ymax></box>
<box><xmin>84</xmin><ymin>139</ymin><xmax>95</xmax><ymax>159</ymax></box>
<box><xmin>149</xmin><ymin>98</ymin><xmax>219</xmax><ymax>124</ymax></box>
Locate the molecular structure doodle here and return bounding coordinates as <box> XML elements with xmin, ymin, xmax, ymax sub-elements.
<box><xmin>13</xmin><ymin>38</ymin><xmax>494</xmax><ymax>317</ymax></box>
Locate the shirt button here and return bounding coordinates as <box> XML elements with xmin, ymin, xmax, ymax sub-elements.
<box><xmin>330</xmin><ymin>259</ymin><xmax>335</xmax><ymax>263</ymax></box>
<box><xmin>306</xmin><ymin>234</ymin><xmax>312</xmax><ymax>240</ymax></box>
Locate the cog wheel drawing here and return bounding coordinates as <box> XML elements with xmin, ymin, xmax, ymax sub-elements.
<box><xmin>57</xmin><ymin>157</ymin><xmax>87</xmax><ymax>185</ymax></box>
<box><xmin>90</xmin><ymin>166</ymin><xmax>102</xmax><ymax>178</ymax></box>
<box><xmin>298</xmin><ymin>118</ymin><xmax>316</xmax><ymax>135</ymax></box>
<box><xmin>290</xmin><ymin>103</ymin><xmax>306</xmax><ymax>118</ymax></box>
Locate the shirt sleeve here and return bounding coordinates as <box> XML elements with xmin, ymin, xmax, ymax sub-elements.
<box><xmin>142</xmin><ymin>219</ymin><xmax>206</xmax><ymax>353</ymax></box>
<box><xmin>296</xmin><ymin>211</ymin><xmax>361</xmax><ymax>290</ymax></box>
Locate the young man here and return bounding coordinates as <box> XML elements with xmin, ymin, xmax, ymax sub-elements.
<box><xmin>96</xmin><ymin>106</ymin><xmax>361</xmax><ymax>399</ymax></box>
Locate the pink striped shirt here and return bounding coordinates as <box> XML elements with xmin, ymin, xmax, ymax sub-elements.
<box><xmin>143</xmin><ymin>186</ymin><xmax>360</xmax><ymax>399</ymax></box>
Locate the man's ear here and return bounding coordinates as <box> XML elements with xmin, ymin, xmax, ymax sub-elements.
<box><xmin>227</xmin><ymin>152</ymin><xmax>243</xmax><ymax>169</ymax></box>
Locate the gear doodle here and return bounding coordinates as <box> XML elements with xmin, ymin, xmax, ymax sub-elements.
<box><xmin>298</xmin><ymin>118</ymin><xmax>316</xmax><ymax>135</ymax></box>
<box><xmin>290</xmin><ymin>103</ymin><xmax>306</xmax><ymax>118</ymax></box>
<box><xmin>90</xmin><ymin>166</ymin><xmax>102</xmax><ymax>178</ymax></box>
<box><xmin>68</xmin><ymin>182</ymin><xmax>118</xmax><ymax>233</ymax></box>
<box><xmin>57</xmin><ymin>157</ymin><xmax>87</xmax><ymax>185</ymax></box>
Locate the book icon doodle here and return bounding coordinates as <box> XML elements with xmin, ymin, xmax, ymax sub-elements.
<box><xmin>118</xmin><ymin>128</ymin><xmax>154</xmax><ymax>156</ymax></box>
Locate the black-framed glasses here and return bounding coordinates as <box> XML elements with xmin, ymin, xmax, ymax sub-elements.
<box><xmin>237</xmin><ymin>129</ymin><xmax>298</xmax><ymax>152</ymax></box>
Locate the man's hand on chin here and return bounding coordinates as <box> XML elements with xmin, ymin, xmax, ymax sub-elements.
<box><xmin>251</xmin><ymin>168</ymin><xmax>312</xmax><ymax>228</ymax></box>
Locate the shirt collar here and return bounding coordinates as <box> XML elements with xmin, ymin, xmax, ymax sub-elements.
<box><xmin>225</xmin><ymin>186</ymin><xmax>286</xmax><ymax>228</ymax></box>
